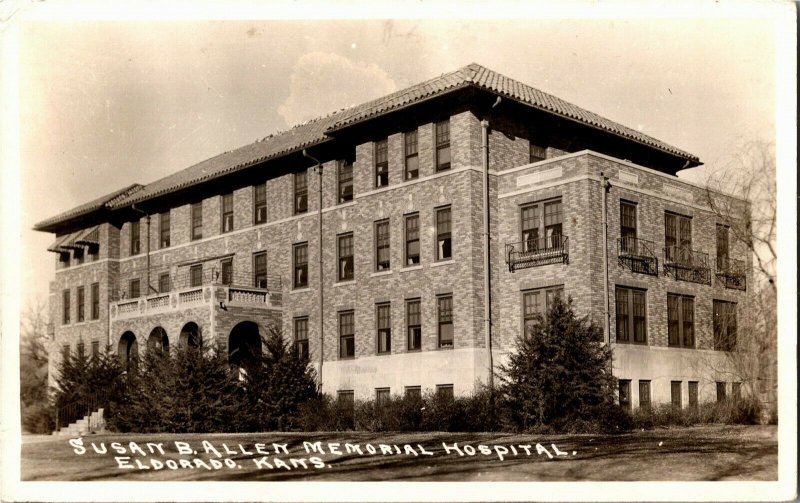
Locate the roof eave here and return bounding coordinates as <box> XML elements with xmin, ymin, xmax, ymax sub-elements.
<box><xmin>112</xmin><ymin>136</ymin><xmax>335</xmax><ymax>209</ymax></box>
<box><xmin>327</xmin><ymin>82</ymin><xmax>700</xmax><ymax>165</ymax></box>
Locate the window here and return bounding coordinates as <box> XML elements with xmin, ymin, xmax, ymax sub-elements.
<box><xmin>664</xmin><ymin>212</ymin><xmax>691</xmax><ymax>262</ymax></box>
<box><xmin>529</xmin><ymin>142</ymin><xmax>547</xmax><ymax>163</ymax></box>
<box><xmin>254</xmin><ymin>182</ymin><xmax>267</xmax><ymax>224</ymax></box>
<box><xmin>61</xmin><ymin>344</ymin><xmax>70</xmax><ymax>360</ymax></box>
<box><xmin>407</xmin><ymin>299</ymin><xmax>422</xmax><ymax>351</ymax></box>
<box><xmin>62</xmin><ymin>289</ymin><xmax>71</xmax><ymax>324</ymax></box>
<box><xmin>58</xmin><ymin>252</ymin><xmax>70</xmax><ymax>268</ymax></box>
<box><xmin>521</xmin><ymin>204</ymin><xmax>539</xmax><ymax>251</ymax></box>
<box><xmin>374</xmin><ymin>139</ymin><xmax>389</xmax><ymax>187</ymax></box>
<box><xmin>338</xmin><ymin>159</ymin><xmax>354</xmax><ymax>203</ymax></box>
<box><xmin>521</xmin><ymin>198</ymin><xmax>563</xmax><ymax>251</ymax></box>
<box><xmin>620</xmin><ymin>201</ymin><xmax>637</xmax><ymax>253</ymax></box>
<box><xmin>436</xmin><ymin>384</ymin><xmax>454</xmax><ymax>400</ymax></box>
<box><xmin>129</xmin><ymin>279</ymin><xmax>140</xmax><ymax>298</ymax></box>
<box><xmin>405</xmin><ymin>213</ymin><xmax>420</xmax><ymax>266</ymax></box>
<box><xmin>74</xmin><ymin>248</ymin><xmax>84</xmax><ymax>265</ymax></box>
<box><xmin>667</xmin><ymin>294</ymin><xmax>695</xmax><ymax>348</ymax></box>
<box><xmin>404</xmin><ymin>130</ymin><xmax>419</xmax><ymax>179</ymax></box>
<box><xmin>435</xmin><ymin>206</ymin><xmax>452</xmax><ymax>261</ymax></box>
<box><xmin>220</xmin><ymin>258</ymin><xmax>233</xmax><ymax>286</ymax></box>
<box><xmin>713</xmin><ymin>300</ymin><xmax>738</xmax><ymax>351</ymax></box>
<box><xmin>639</xmin><ymin>380</ymin><xmax>651</xmax><ymax>410</ymax></box>
<box><xmin>293</xmin><ymin>243</ymin><xmax>308</xmax><ymax>289</ymax></box>
<box><xmin>376</xmin><ymin>388</ymin><xmax>390</xmax><ymax>404</ymax></box>
<box><xmin>375</xmin><ymin>220</ymin><xmax>390</xmax><ymax>271</ymax></box>
<box><xmin>91</xmin><ymin>282</ymin><xmax>100</xmax><ymax>320</ymax></box>
<box><xmin>130</xmin><ymin>220</ymin><xmax>141</xmax><ymax>255</ymax></box>
<box><xmin>615</xmin><ymin>287</ymin><xmax>647</xmax><ymax>344</ymax></box>
<box><xmin>91</xmin><ymin>341</ymin><xmax>100</xmax><ymax>359</ymax></box>
<box><xmin>77</xmin><ymin>286</ymin><xmax>85</xmax><ymax>322</ymax></box>
<box><xmin>716</xmin><ymin>224</ymin><xmax>729</xmax><ymax>266</ymax></box>
<box><xmin>544</xmin><ymin>200</ymin><xmax>563</xmax><ymax>248</ymax></box>
<box><xmin>190</xmin><ymin>264</ymin><xmax>203</xmax><ymax>287</ymax></box>
<box><xmin>253</xmin><ymin>252</ymin><xmax>268</xmax><ymax>288</ymax></box>
<box><xmin>437</xmin><ymin>295</ymin><xmax>454</xmax><ymax>348</ymax></box>
<box><xmin>688</xmin><ymin>381</ymin><xmax>699</xmax><ymax>408</ymax></box>
<box><xmin>405</xmin><ymin>386</ymin><xmax>421</xmax><ymax>399</ymax></box>
<box><xmin>671</xmin><ymin>381</ymin><xmax>683</xmax><ymax>408</ymax></box>
<box><xmin>77</xmin><ymin>342</ymin><xmax>85</xmax><ymax>358</ymax></box>
<box><xmin>732</xmin><ymin>382</ymin><xmax>742</xmax><ymax>401</ymax></box>
<box><xmin>619</xmin><ymin>380</ymin><xmax>631</xmax><ymax>409</ymax></box>
<box><xmin>337</xmin><ymin>390</ymin><xmax>355</xmax><ymax>408</ymax></box>
<box><xmin>294</xmin><ymin>317</ymin><xmax>309</xmax><ymax>360</ymax></box>
<box><xmin>159</xmin><ymin>273</ymin><xmax>170</xmax><ymax>293</ymax></box>
<box><xmin>294</xmin><ymin>171</ymin><xmax>308</xmax><ymax>214</ymax></box>
<box><xmin>716</xmin><ymin>381</ymin><xmax>727</xmax><ymax>402</ymax></box>
<box><xmin>435</xmin><ymin>120</ymin><xmax>451</xmax><ymax>171</ymax></box>
<box><xmin>88</xmin><ymin>246</ymin><xmax>98</xmax><ymax>262</ymax></box>
<box><xmin>160</xmin><ymin>211</ymin><xmax>170</xmax><ymax>248</ymax></box>
<box><xmin>376</xmin><ymin>303</ymin><xmax>391</xmax><ymax>354</ymax></box>
<box><xmin>339</xmin><ymin>311</ymin><xmax>355</xmax><ymax>358</ymax></box>
<box><xmin>221</xmin><ymin>193</ymin><xmax>234</xmax><ymax>233</ymax></box>
<box><xmin>522</xmin><ymin>286</ymin><xmax>564</xmax><ymax>336</ymax></box>
<box><xmin>190</xmin><ymin>202</ymin><xmax>203</xmax><ymax>240</ymax></box>
<box><xmin>337</xmin><ymin>233</ymin><xmax>354</xmax><ymax>281</ymax></box>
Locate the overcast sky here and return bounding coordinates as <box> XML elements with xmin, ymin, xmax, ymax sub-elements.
<box><xmin>11</xmin><ymin>6</ymin><xmax>789</xmax><ymax>305</ymax></box>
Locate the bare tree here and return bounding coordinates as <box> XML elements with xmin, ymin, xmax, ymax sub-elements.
<box><xmin>700</xmin><ymin>141</ymin><xmax>777</xmax><ymax>418</ymax></box>
<box><xmin>20</xmin><ymin>296</ymin><xmax>54</xmax><ymax>432</ymax></box>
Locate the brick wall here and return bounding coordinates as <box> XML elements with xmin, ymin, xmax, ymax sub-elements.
<box><xmin>46</xmin><ymin>107</ymin><xmax>750</xmax><ymax>401</ymax></box>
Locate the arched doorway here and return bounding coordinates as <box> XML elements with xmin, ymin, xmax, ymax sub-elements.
<box><xmin>228</xmin><ymin>321</ymin><xmax>262</xmax><ymax>375</ymax></box>
<box><xmin>179</xmin><ymin>322</ymin><xmax>202</xmax><ymax>348</ymax></box>
<box><xmin>118</xmin><ymin>331</ymin><xmax>138</xmax><ymax>371</ymax></box>
<box><xmin>147</xmin><ymin>326</ymin><xmax>169</xmax><ymax>354</ymax></box>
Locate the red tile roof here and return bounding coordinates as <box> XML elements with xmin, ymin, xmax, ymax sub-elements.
<box><xmin>37</xmin><ymin>63</ymin><xmax>699</xmax><ymax>230</ymax></box>
<box><xmin>34</xmin><ymin>184</ymin><xmax>144</xmax><ymax>231</ymax></box>
<box><xmin>331</xmin><ymin>63</ymin><xmax>699</xmax><ymax>162</ymax></box>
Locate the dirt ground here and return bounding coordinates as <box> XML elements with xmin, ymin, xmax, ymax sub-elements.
<box><xmin>20</xmin><ymin>424</ymin><xmax>777</xmax><ymax>481</ymax></box>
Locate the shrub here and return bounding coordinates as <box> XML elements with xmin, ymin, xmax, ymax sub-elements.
<box><xmin>243</xmin><ymin>328</ymin><xmax>319</xmax><ymax>431</ymax></box>
<box><xmin>498</xmin><ymin>296</ymin><xmax>620</xmax><ymax>433</ymax></box>
<box><xmin>22</xmin><ymin>401</ymin><xmax>55</xmax><ymax>434</ymax></box>
<box><xmin>109</xmin><ymin>343</ymin><xmax>249</xmax><ymax>433</ymax></box>
<box><xmin>629</xmin><ymin>397</ymin><xmax>763</xmax><ymax>429</ymax></box>
<box><xmin>53</xmin><ymin>347</ymin><xmax>126</xmax><ymax>430</ymax></box>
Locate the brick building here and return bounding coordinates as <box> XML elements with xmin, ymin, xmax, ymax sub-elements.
<box><xmin>35</xmin><ymin>63</ymin><xmax>749</xmax><ymax>410</ymax></box>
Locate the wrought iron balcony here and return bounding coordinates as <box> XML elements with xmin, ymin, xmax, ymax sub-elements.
<box><xmin>663</xmin><ymin>245</ymin><xmax>712</xmax><ymax>285</ymax></box>
<box><xmin>716</xmin><ymin>257</ymin><xmax>747</xmax><ymax>291</ymax></box>
<box><xmin>506</xmin><ymin>235</ymin><xmax>569</xmax><ymax>272</ymax></box>
<box><xmin>617</xmin><ymin>237</ymin><xmax>659</xmax><ymax>276</ymax></box>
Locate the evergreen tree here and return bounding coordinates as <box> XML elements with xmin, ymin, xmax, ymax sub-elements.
<box><xmin>245</xmin><ymin>328</ymin><xmax>319</xmax><ymax>431</ymax></box>
<box><xmin>52</xmin><ymin>346</ymin><xmax>126</xmax><ymax>429</ymax></box>
<box><xmin>498</xmin><ymin>296</ymin><xmax>618</xmax><ymax>432</ymax></box>
<box><xmin>111</xmin><ymin>342</ymin><xmax>248</xmax><ymax>433</ymax></box>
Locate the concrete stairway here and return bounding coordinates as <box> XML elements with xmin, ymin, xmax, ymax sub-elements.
<box><xmin>52</xmin><ymin>408</ymin><xmax>105</xmax><ymax>437</ymax></box>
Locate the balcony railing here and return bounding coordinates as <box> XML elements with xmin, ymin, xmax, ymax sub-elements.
<box><xmin>663</xmin><ymin>245</ymin><xmax>712</xmax><ymax>285</ymax></box>
<box><xmin>716</xmin><ymin>257</ymin><xmax>747</xmax><ymax>291</ymax></box>
<box><xmin>617</xmin><ymin>237</ymin><xmax>659</xmax><ymax>276</ymax></box>
<box><xmin>110</xmin><ymin>269</ymin><xmax>283</xmax><ymax>321</ymax></box>
<box><xmin>506</xmin><ymin>235</ymin><xmax>569</xmax><ymax>272</ymax></box>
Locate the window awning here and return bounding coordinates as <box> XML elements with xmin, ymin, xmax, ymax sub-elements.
<box><xmin>59</xmin><ymin>231</ymin><xmax>85</xmax><ymax>250</ymax></box>
<box><xmin>46</xmin><ymin>234</ymin><xmax>72</xmax><ymax>253</ymax></box>
<box><xmin>75</xmin><ymin>226</ymin><xmax>99</xmax><ymax>246</ymax></box>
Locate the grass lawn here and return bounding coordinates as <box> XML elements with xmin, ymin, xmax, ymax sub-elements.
<box><xmin>20</xmin><ymin>425</ymin><xmax>776</xmax><ymax>481</ymax></box>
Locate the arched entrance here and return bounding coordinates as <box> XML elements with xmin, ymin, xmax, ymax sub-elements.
<box><xmin>228</xmin><ymin>321</ymin><xmax>262</xmax><ymax>374</ymax></box>
<box><xmin>118</xmin><ymin>331</ymin><xmax>138</xmax><ymax>371</ymax></box>
<box><xmin>179</xmin><ymin>322</ymin><xmax>202</xmax><ymax>348</ymax></box>
<box><xmin>147</xmin><ymin>326</ymin><xmax>169</xmax><ymax>354</ymax></box>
